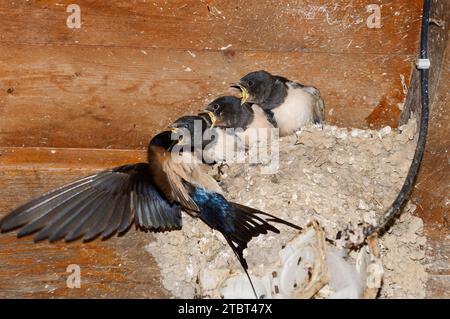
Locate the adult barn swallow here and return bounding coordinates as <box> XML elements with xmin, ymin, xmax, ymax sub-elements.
<box><xmin>0</xmin><ymin>130</ymin><xmax>300</xmax><ymax>297</ymax></box>
<box><xmin>233</xmin><ymin>70</ymin><xmax>325</xmax><ymax>136</ymax></box>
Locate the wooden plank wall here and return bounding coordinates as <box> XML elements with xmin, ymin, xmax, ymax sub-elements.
<box><xmin>0</xmin><ymin>149</ymin><xmax>173</xmax><ymax>298</ymax></box>
<box><xmin>414</xmin><ymin>57</ymin><xmax>450</xmax><ymax>298</ymax></box>
<box><xmin>0</xmin><ymin>0</ymin><xmax>422</xmax><ymax>150</ymax></box>
<box><xmin>0</xmin><ymin>0</ymin><xmax>431</xmax><ymax>298</ymax></box>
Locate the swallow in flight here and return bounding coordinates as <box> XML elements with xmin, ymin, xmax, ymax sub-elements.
<box><xmin>0</xmin><ymin>129</ymin><xmax>301</xmax><ymax>298</ymax></box>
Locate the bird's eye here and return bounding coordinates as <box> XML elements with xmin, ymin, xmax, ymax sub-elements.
<box><xmin>184</xmin><ymin>124</ymin><xmax>189</xmax><ymax>129</ymax></box>
<box><xmin>247</xmin><ymin>80</ymin><xmax>254</xmax><ymax>87</ymax></box>
<box><xmin>213</xmin><ymin>104</ymin><xmax>220</xmax><ymax>110</ymax></box>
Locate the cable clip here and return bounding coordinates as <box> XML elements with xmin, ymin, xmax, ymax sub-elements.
<box><xmin>416</xmin><ymin>58</ymin><xmax>430</xmax><ymax>69</ymax></box>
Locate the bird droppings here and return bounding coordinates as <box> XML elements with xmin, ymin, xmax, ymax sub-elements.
<box><xmin>220</xmin><ymin>44</ymin><xmax>233</xmax><ymax>51</ymax></box>
<box><xmin>187</xmin><ymin>50</ymin><xmax>196</xmax><ymax>58</ymax></box>
<box><xmin>145</xmin><ymin>119</ymin><xmax>427</xmax><ymax>298</ymax></box>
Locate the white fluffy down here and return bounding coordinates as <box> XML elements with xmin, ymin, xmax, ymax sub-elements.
<box><xmin>326</xmin><ymin>248</ymin><xmax>364</xmax><ymax>299</ymax></box>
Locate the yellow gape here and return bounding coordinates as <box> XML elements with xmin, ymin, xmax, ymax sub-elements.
<box><xmin>169</xmin><ymin>127</ymin><xmax>184</xmax><ymax>143</ymax></box>
<box><xmin>239</xmin><ymin>85</ymin><xmax>248</xmax><ymax>105</ymax></box>
<box><xmin>205</xmin><ymin>111</ymin><xmax>216</xmax><ymax>128</ymax></box>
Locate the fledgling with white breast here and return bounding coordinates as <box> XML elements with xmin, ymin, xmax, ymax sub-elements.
<box><xmin>206</xmin><ymin>96</ymin><xmax>276</xmax><ymax>165</ymax></box>
<box><xmin>234</xmin><ymin>70</ymin><xmax>325</xmax><ymax>136</ymax></box>
<box><xmin>170</xmin><ymin>113</ymin><xmax>245</xmax><ymax>166</ymax></box>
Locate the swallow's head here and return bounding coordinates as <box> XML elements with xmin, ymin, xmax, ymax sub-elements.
<box><xmin>232</xmin><ymin>70</ymin><xmax>275</xmax><ymax>105</ymax></box>
<box><xmin>205</xmin><ymin>96</ymin><xmax>242</xmax><ymax>128</ymax></box>
<box><xmin>169</xmin><ymin>115</ymin><xmax>208</xmax><ymax>148</ymax></box>
<box><xmin>149</xmin><ymin>130</ymin><xmax>179</xmax><ymax>151</ymax></box>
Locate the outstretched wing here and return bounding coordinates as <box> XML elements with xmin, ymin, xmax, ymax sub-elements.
<box><xmin>0</xmin><ymin>163</ymin><xmax>182</xmax><ymax>242</ymax></box>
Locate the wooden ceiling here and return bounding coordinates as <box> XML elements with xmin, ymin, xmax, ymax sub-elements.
<box><xmin>3</xmin><ymin>0</ymin><xmax>448</xmax><ymax>299</ymax></box>
<box><xmin>0</xmin><ymin>0</ymin><xmax>422</xmax><ymax>150</ymax></box>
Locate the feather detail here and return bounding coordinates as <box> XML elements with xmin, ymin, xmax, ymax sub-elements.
<box><xmin>0</xmin><ymin>163</ymin><xmax>182</xmax><ymax>242</ymax></box>
<box><xmin>326</xmin><ymin>248</ymin><xmax>364</xmax><ymax>299</ymax></box>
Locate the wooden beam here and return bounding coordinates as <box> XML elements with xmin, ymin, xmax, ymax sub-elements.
<box><xmin>0</xmin><ymin>0</ymin><xmax>423</xmax><ymax>150</ymax></box>
<box><xmin>0</xmin><ymin>0</ymin><xmax>422</xmax><ymax>54</ymax></box>
<box><xmin>0</xmin><ymin>45</ymin><xmax>415</xmax><ymax>149</ymax></box>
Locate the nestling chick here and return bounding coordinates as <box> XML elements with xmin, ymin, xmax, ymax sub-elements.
<box><xmin>233</xmin><ymin>70</ymin><xmax>325</xmax><ymax>136</ymax></box>
<box><xmin>170</xmin><ymin>113</ymin><xmax>244</xmax><ymax>165</ymax></box>
<box><xmin>206</xmin><ymin>96</ymin><xmax>277</xmax><ymax>167</ymax></box>
<box><xmin>206</xmin><ymin>96</ymin><xmax>274</xmax><ymax>147</ymax></box>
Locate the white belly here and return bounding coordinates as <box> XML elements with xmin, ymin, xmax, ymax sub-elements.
<box><xmin>237</xmin><ymin>104</ymin><xmax>274</xmax><ymax>147</ymax></box>
<box><xmin>235</xmin><ymin>104</ymin><xmax>277</xmax><ymax>166</ymax></box>
<box><xmin>203</xmin><ymin>128</ymin><xmax>245</xmax><ymax>164</ymax></box>
<box><xmin>272</xmin><ymin>83</ymin><xmax>315</xmax><ymax>136</ymax></box>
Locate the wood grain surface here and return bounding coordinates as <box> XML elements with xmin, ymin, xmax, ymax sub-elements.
<box><xmin>0</xmin><ymin>0</ymin><xmax>422</xmax><ymax>54</ymax></box>
<box><xmin>0</xmin><ymin>0</ymin><xmax>422</xmax><ymax>150</ymax></box>
<box><xmin>412</xmin><ymin>41</ymin><xmax>450</xmax><ymax>298</ymax></box>
<box><xmin>0</xmin><ymin>0</ymin><xmax>447</xmax><ymax>299</ymax></box>
<box><xmin>0</xmin><ymin>147</ymin><xmax>172</xmax><ymax>298</ymax></box>
<box><xmin>0</xmin><ymin>46</ymin><xmax>416</xmax><ymax>149</ymax></box>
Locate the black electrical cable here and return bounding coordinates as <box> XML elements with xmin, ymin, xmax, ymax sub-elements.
<box><xmin>364</xmin><ymin>0</ymin><xmax>431</xmax><ymax>238</ymax></box>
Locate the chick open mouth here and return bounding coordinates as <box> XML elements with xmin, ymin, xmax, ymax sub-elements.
<box><xmin>230</xmin><ymin>84</ymin><xmax>249</xmax><ymax>105</ymax></box>
<box><xmin>205</xmin><ymin>111</ymin><xmax>216</xmax><ymax>128</ymax></box>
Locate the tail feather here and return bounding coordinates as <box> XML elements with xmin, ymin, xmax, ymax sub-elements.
<box><xmin>303</xmin><ymin>86</ymin><xmax>325</xmax><ymax>124</ymax></box>
<box><xmin>187</xmin><ymin>186</ymin><xmax>301</xmax><ymax>298</ymax></box>
<box><xmin>232</xmin><ymin>203</ymin><xmax>302</xmax><ymax>232</ymax></box>
<box><xmin>217</xmin><ymin>203</ymin><xmax>302</xmax><ymax>298</ymax></box>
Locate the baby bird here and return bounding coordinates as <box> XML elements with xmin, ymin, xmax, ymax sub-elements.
<box><xmin>206</xmin><ymin>96</ymin><xmax>277</xmax><ymax>167</ymax></box>
<box><xmin>206</xmin><ymin>96</ymin><xmax>274</xmax><ymax>147</ymax></box>
<box><xmin>170</xmin><ymin>113</ymin><xmax>243</xmax><ymax>165</ymax></box>
<box><xmin>233</xmin><ymin>70</ymin><xmax>325</xmax><ymax>136</ymax></box>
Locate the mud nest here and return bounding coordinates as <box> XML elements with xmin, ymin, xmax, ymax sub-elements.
<box><xmin>146</xmin><ymin>119</ymin><xmax>427</xmax><ymax>298</ymax></box>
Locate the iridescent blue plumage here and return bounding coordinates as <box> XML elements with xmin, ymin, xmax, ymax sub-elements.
<box><xmin>187</xmin><ymin>185</ymin><xmax>301</xmax><ymax>298</ymax></box>
<box><xmin>189</xmin><ymin>187</ymin><xmax>235</xmax><ymax>233</ymax></box>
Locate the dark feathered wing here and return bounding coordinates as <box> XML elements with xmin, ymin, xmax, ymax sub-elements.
<box><xmin>0</xmin><ymin>163</ymin><xmax>182</xmax><ymax>242</ymax></box>
<box><xmin>224</xmin><ymin>202</ymin><xmax>301</xmax><ymax>270</ymax></box>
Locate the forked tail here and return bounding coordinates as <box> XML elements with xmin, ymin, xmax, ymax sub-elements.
<box><xmin>209</xmin><ymin>202</ymin><xmax>301</xmax><ymax>298</ymax></box>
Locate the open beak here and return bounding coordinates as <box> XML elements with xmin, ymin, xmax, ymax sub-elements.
<box><xmin>166</xmin><ymin>125</ymin><xmax>181</xmax><ymax>148</ymax></box>
<box><xmin>230</xmin><ymin>83</ymin><xmax>249</xmax><ymax>105</ymax></box>
<box><xmin>201</xmin><ymin>110</ymin><xmax>217</xmax><ymax>128</ymax></box>
<box><xmin>168</xmin><ymin>124</ymin><xmax>179</xmax><ymax>134</ymax></box>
